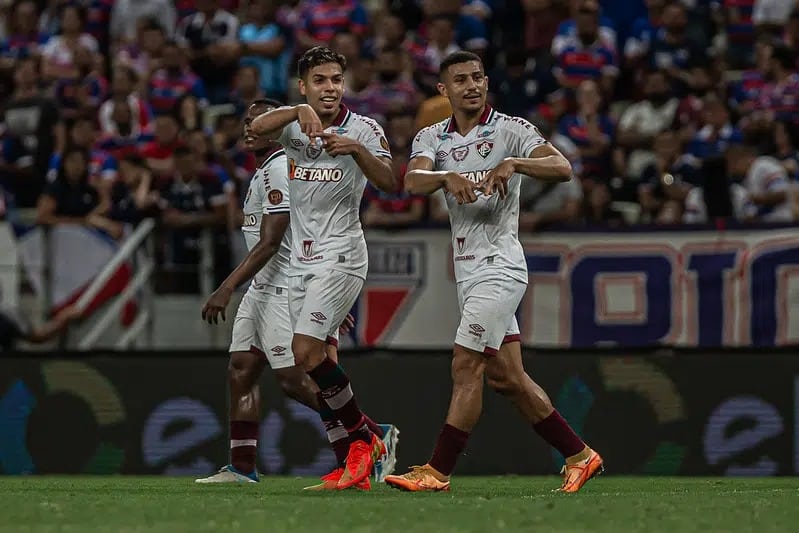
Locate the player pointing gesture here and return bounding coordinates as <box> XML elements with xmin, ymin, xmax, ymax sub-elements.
<box><xmin>385</xmin><ymin>51</ymin><xmax>603</xmax><ymax>493</ymax></box>
<box><xmin>249</xmin><ymin>47</ymin><xmax>396</xmax><ymax>490</ymax></box>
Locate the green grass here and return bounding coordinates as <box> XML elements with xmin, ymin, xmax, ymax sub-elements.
<box><xmin>0</xmin><ymin>476</ymin><xmax>797</xmax><ymax>532</ymax></box>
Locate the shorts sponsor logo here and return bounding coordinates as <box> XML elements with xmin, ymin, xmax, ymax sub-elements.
<box><xmin>290</xmin><ymin>138</ymin><xmax>304</xmax><ymax>148</ymax></box>
<box><xmin>310</xmin><ymin>312</ymin><xmax>327</xmax><ymax>325</ymax></box>
<box><xmin>453</xmin><ymin>146</ymin><xmax>469</xmax><ymax>161</ymax></box>
<box><xmin>291</xmin><ymin>166</ymin><xmax>344</xmax><ymax>182</ymax></box>
<box><xmin>268</xmin><ymin>190</ymin><xmax>283</xmax><ymax>205</ymax></box>
<box><xmin>300</xmin><ymin>239</ymin><xmax>322</xmax><ymax>262</ymax></box>
<box><xmin>469</xmin><ymin>323</ymin><xmax>485</xmax><ymax>337</ymax></box>
<box><xmin>271</xmin><ymin>346</ymin><xmax>287</xmax><ymax>354</ymax></box>
<box><xmin>476</xmin><ymin>140</ymin><xmax>494</xmax><ymax>158</ymax></box>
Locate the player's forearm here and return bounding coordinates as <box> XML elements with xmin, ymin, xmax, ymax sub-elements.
<box><xmin>404</xmin><ymin>170</ymin><xmax>450</xmax><ymax>195</ymax></box>
<box><xmin>251</xmin><ymin>105</ymin><xmax>301</xmax><ymax>140</ymax></box>
<box><xmin>753</xmin><ymin>190</ymin><xmax>788</xmax><ymax>206</ymax></box>
<box><xmin>353</xmin><ymin>147</ymin><xmax>395</xmax><ymax>193</ymax></box>
<box><xmin>509</xmin><ymin>156</ymin><xmax>572</xmax><ymax>182</ymax></box>
<box><xmin>220</xmin><ymin>240</ymin><xmax>280</xmax><ymax>290</ymax></box>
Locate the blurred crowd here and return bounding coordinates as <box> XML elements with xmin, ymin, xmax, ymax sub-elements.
<box><xmin>2</xmin><ymin>0</ymin><xmax>799</xmax><ymax>291</ymax></box>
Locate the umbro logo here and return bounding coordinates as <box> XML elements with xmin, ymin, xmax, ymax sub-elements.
<box><xmin>290</xmin><ymin>138</ymin><xmax>304</xmax><ymax>148</ymax></box>
<box><xmin>311</xmin><ymin>312</ymin><xmax>327</xmax><ymax>324</ymax></box>
<box><xmin>469</xmin><ymin>323</ymin><xmax>485</xmax><ymax>333</ymax></box>
<box><xmin>271</xmin><ymin>346</ymin><xmax>287</xmax><ymax>354</ymax></box>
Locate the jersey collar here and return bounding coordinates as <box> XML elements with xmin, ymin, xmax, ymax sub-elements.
<box><xmin>445</xmin><ymin>104</ymin><xmax>495</xmax><ymax>134</ymax></box>
<box><xmin>330</xmin><ymin>104</ymin><xmax>352</xmax><ymax>128</ymax></box>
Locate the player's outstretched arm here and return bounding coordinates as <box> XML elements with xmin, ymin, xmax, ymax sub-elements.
<box><xmin>405</xmin><ymin>156</ymin><xmax>479</xmax><ymax>205</ymax></box>
<box><xmin>509</xmin><ymin>143</ymin><xmax>573</xmax><ymax>182</ymax></box>
<box><xmin>318</xmin><ymin>132</ymin><xmax>395</xmax><ymax>192</ymax></box>
<box><xmin>251</xmin><ymin>104</ymin><xmax>322</xmax><ymax>141</ymax></box>
<box><xmin>201</xmin><ymin>213</ymin><xmax>290</xmax><ymax>324</ymax></box>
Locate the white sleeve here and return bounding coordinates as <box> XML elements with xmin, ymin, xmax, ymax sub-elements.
<box><xmin>505</xmin><ymin>117</ymin><xmax>548</xmax><ymax>158</ymax></box>
<box><xmin>409</xmin><ymin>126</ymin><xmax>438</xmax><ymax>162</ymax></box>
<box><xmin>357</xmin><ymin>118</ymin><xmax>392</xmax><ymax>159</ymax></box>
<box><xmin>263</xmin><ymin>154</ymin><xmax>290</xmax><ymax>215</ymax></box>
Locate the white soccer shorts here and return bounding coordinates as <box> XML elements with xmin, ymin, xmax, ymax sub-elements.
<box><xmin>454</xmin><ymin>276</ymin><xmax>525</xmax><ymax>355</ymax></box>
<box><xmin>289</xmin><ymin>270</ymin><xmax>362</xmax><ymax>343</ymax></box>
<box><xmin>229</xmin><ymin>285</ymin><xmax>298</xmax><ymax>369</ymax></box>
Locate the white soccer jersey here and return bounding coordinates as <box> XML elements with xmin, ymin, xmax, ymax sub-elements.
<box><xmin>410</xmin><ymin>105</ymin><xmax>548</xmax><ymax>284</ymax></box>
<box><xmin>241</xmin><ymin>148</ymin><xmax>292</xmax><ymax>291</ymax></box>
<box><xmin>742</xmin><ymin>156</ymin><xmax>793</xmax><ymax>222</ymax></box>
<box><xmin>278</xmin><ymin>105</ymin><xmax>391</xmax><ymax>279</ymax></box>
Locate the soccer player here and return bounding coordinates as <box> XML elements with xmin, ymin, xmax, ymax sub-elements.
<box><xmin>249</xmin><ymin>46</ymin><xmax>396</xmax><ymax>490</ymax></box>
<box><xmin>195</xmin><ymin>99</ymin><xmax>398</xmax><ymax>489</ymax></box>
<box><xmin>384</xmin><ymin>51</ymin><xmax>604</xmax><ymax>493</ymax></box>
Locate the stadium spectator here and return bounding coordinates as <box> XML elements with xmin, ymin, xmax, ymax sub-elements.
<box><xmin>726</xmin><ymin>143</ymin><xmax>794</xmax><ymax>222</ymax></box>
<box><xmin>40</xmin><ymin>4</ymin><xmax>99</xmax><ymax>82</ymax></box>
<box><xmin>343</xmin><ymin>52</ymin><xmax>384</xmax><ymax>122</ymax></box>
<box><xmin>98</xmin><ymin>65</ymin><xmax>152</xmax><ymax>137</ymax></box>
<box><xmin>35</xmin><ymin>147</ymin><xmax>119</xmax><ymax>237</ymax></box>
<box><xmin>238</xmin><ymin>0</ymin><xmax>292</xmax><ymax>102</ymax></box>
<box><xmin>159</xmin><ymin>145</ymin><xmax>227</xmax><ymax>292</ymax></box>
<box><xmin>147</xmin><ymin>40</ymin><xmax>208</xmax><ymax>116</ymax></box>
<box><xmin>559</xmin><ymin>79</ymin><xmax>616</xmax><ymax>183</ymax></box>
<box><xmin>361</xmin><ymin>176</ymin><xmax>425</xmax><ymax>229</ymax></box>
<box><xmin>518</xmin><ymin>171</ymin><xmax>583</xmax><ymax>232</ymax></box>
<box><xmin>490</xmin><ymin>47</ymin><xmax>557</xmax><ymax>119</ymax></box>
<box><xmin>371</xmin><ymin>46</ymin><xmax>419</xmax><ymax>119</ymax></box>
<box><xmin>115</xmin><ymin>17</ymin><xmax>168</xmax><ymax>82</ymax></box>
<box><xmin>140</xmin><ymin>113</ymin><xmax>182</xmax><ymax>179</ymax></box>
<box><xmin>109</xmin><ymin>153</ymin><xmax>159</xmax><ymax>225</ymax></box>
<box><xmin>52</xmin><ymin>44</ymin><xmax>107</xmax><ymax>121</ymax></box>
<box><xmin>110</xmin><ymin>0</ymin><xmax>176</xmax><ymax>43</ymax></box>
<box><xmin>48</xmin><ymin>115</ymin><xmax>118</xmax><ymax>190</ymax></box>
<box><xmin>686</xmin><ymin>94</ymin><xmax>743</xmax><ymax>159</ymax></box>
<box><xmin>617</xmin><ymin>69</ymin><xmax>680</xmax><ymax>179</ymax></box>
<box><xmin>418</xmin><ymin>14</ymin><xmax>461</xmax><ymax>93</ymax></box>
<box><xmin>724</xmin><ymin>0</ymin><xmax>757</xmax><ymax>68</ymax></box>
<box><xmin>175</xmin><ymin>0</ymin><xmax>240</xmax><ymax>105</ymax></box>
<box><xmin>757</xmin><ymin>44</ymin><xmax>799</xmax><ymax>124</ymax></box>
<box><xmin>420</xmin><ymin>0</ymin><xmax>489</xmax><ymax>56</ymax></box>
<box><xmin>330</xmin><ymin>30</ymin><xmax>362</xmax><ymax>66</ymax></box>
<box><xmin>638</xmin><ymin>130</ymin><xmax>702</xmax><ymax>222</ymax></box>
<box><xmin>553</xmin><ymin>0</ymin><xmax>619</xmax><ymax>97</ymax></box>
<box><xmin>523</xmin><ymin>0</ymin><xmax>570</xmax><ymax>57</ymax></box>
<box><xmin>229</xmin><ymin>65</ymin><xmax>266</xmax><ymax>117</ymax></box>
<box><xmin>295</xmin><ymin>0</ymin><xmax>369</xmax><ymax>53</ymax></box>
<box><xmin>647</xmin><ymin>1</ymin><xmax>705</xmax><ymax>93</ymax></box>
<box><xmin>552</xmin><ymin>0</ymin><xmax>617</xmax><ymax>57</ymax></box>
<box><xmin>772</xmin><ymin>117</ymin><xmax>799</xmax><ymax>178</ymax></box>
<box><xmin>625</xmin><ymin>0</ymin><xmax>665</xmax><ymax>66</ymax></box>
<box><xmin>1</xmin><ymin>56</ymin><xmax>61</xmax><ymax>207</ymax></box>
<box><xmin>0</xmin><ymin>0</ymin><xmax>49</xmax><ymax>68</ymax></box>
<box><xmin>176</xmin><ymin>93</ymin><xmax>205</xmax><ymax>132</ymax></box>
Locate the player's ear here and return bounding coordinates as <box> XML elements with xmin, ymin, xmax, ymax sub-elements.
<box><xmin>436</xmin><ymin>82</ymin><xmax>447</xmax><ymax>97</ymax></box>
<box><xmin>298</xmin><ymin>78</ymin><xmax>306</xmax><ymax>97</ymax></box>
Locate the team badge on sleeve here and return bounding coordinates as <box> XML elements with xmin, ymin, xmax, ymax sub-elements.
<box><xmin>268</xmin><ymin>190</ymin><xmax>283</xmax><ymax>205</ymax></box>
<box><xmin>476</xmin><ymin>140</ymin><xmax>493</xmax><ymax>158</ymax></box>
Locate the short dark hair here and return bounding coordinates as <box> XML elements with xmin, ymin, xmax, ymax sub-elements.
<box><xmin>772</xmin><ymin>44</ymin><xmax>796</xmax><ymax>70</ymax></box>
<box><xmin>174</xmin><ymin>145</ymin><xmax>193</xmax><ymax>158</ymax></box>
<box><xmin>440</xmin><ymin>51</ymin><xmax>483</xmax><ymax>77</ymax></box>
<box><xmin>251</xmin><ymin>98</ymin><xmax>285</xmax><ymax>109</ymax></box>
<box><xmin>297</xmin><ymin>46</ymin><xmax>347</xmax><ymax>78</ymax></box>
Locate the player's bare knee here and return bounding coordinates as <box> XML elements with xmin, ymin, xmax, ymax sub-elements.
<box><xmin>228</xmin><ymin>351</ymin><xmax>261</xmax><ymax>390</ymax></box>
<box><xmin>292</xmin><ymin>335</ymin><xmax>326</xmax><ymax>371</ymax></box>
<box><xmin>275</xmin><ymin>368</ymin><xmax>307</xmax><ymax>401</ymax></box>
<box><xmin>485</xmin><ymin>364</ymin><xmax>523</xmax><ymax>396</ymax></box>
<box><xmin>451</xmin><ymin>345</ymin><xmax>486</xmax><ymax>387</ymax></box>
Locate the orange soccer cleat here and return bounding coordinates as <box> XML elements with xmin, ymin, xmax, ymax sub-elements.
<box><xmin>384</xmin><ymin>464</ymin><xmax>451</xmax><ymax>492</ymax></box>
<box><xmin>303</xmin><ymin>467</ymin><xmax>370</xmax><ymax>491</ymax></box>
<box><xmin>555</xmin><ymin>449</ymin><xmax>604</xmax><ymax>493</ymax></box>
<box><xmin>336</xmin><ymin>433</ymin><xmax>386</xmax><ymax>490</ymax></box>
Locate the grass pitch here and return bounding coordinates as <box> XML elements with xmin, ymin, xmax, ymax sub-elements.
<box><xmin>1</xmin><ymin>476</ymin><xmax>797</xmax><ymax>532</ymax></box>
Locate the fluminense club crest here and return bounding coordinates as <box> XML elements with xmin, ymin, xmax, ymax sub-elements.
<box><xmin>476</xmin><ymin>140</ymin><xmax>493</xmax><ymax>158</ymax></box>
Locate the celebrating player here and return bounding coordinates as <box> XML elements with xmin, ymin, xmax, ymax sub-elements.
<box><xmin>195</xmin><ymin>100</ymin><xmax>398</xmax><ymax>489</ymax></box>
<box><xmin>384</xmin><ymin>51</ymin><xmax>604</xmax><ymax>493</ymax></box>
<box><xmin>249</xmin><ymin>47</ymin><xmax>396</xmax><ymax>490</ymax></box>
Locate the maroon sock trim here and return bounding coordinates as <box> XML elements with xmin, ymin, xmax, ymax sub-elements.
<box><xmin>429</xmin><ymin>424</ymin><xmax>469</xmax><ymax>476</ymax></box>
<box><xmin>533</xmin><ymin>410</ymin><xmax>585</xmax><ymax>458</ymax></box>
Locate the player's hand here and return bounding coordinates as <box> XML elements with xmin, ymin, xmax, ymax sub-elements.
<box><xmin>339</xmin><ymin>313</ymin><xmax>355</xmax><ymax>334</ymax></box>
<box><xmin>202</xmin><ymin>286</ymin><xmax>233</xmax><ymax>325</ymax></box>
<box><xmin>444</xmin><ymin>172</ymin><xmax>480</xmax><ymax>205</ymax></box>
<box><xmin>297</xmin><ymin>104</ymin><xmax>324</xmax><ymax>138</ymax></box>
<box><xmin>479</xmin><ymin>159</ymin><xmax>515</xmax><ymax>199</ymax></box>
<box><xmin>318</xmin><ymin>132</ymin><xmax>362</xmax><ymax>157</ymax></box>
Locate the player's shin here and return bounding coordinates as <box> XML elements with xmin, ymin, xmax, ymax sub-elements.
<box><xmin>428</xmin><ymin>345</ymin><xmax>486</xmax><ymax>477</ymax></box>
<box><xmin>228</xmin><ymin>351</ymin><xmax>267</xmax><ymax>476</ymax></box>
<box><xmin>305</xmin><ymin>355</ymin><xmax>372</xmax><ymax>442</ymax></box>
